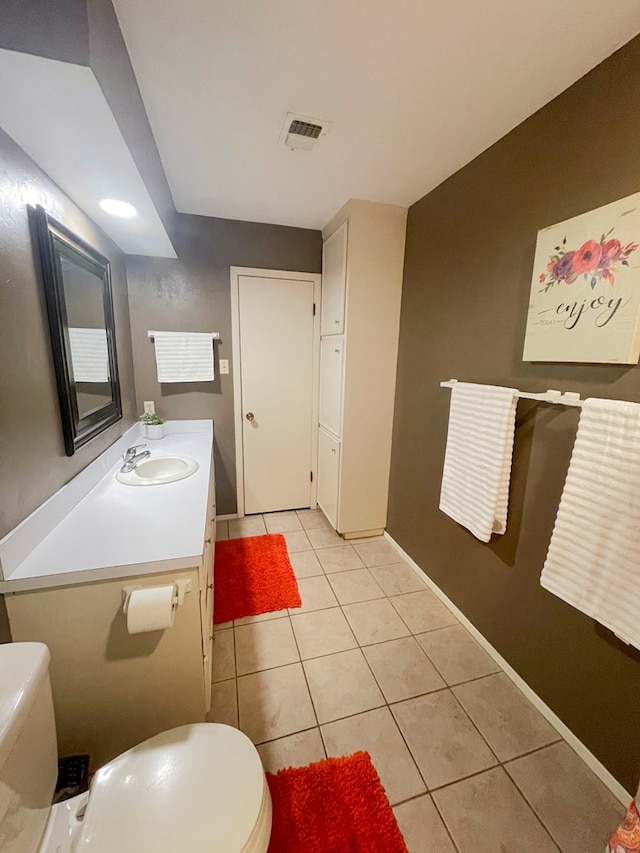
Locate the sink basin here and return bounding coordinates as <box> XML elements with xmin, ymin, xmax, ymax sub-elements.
<box><xmin>116</xmin><ymin>456</ymin><xmax>199</xmax><ymax>486</ymax></box>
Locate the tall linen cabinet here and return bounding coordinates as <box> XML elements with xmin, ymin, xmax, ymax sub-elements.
<box><xmin>317</xmin><ymin>200</ymin><xmax>407</xmax><ymax>538</ymax></box>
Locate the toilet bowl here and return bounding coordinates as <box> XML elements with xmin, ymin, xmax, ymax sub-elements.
<box><xmin>0</xmin><ymin>643</ymin><xmax>272</xmax><ymax>853</ymax></box>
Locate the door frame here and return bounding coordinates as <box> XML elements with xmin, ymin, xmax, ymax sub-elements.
<box><xmin>230</xmin><ymin>267</ymin><xmax>322</xmax><ymax>518</ymax></box>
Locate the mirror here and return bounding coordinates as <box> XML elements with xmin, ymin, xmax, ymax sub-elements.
<box><xmin>33</xmin><ymin>205</ymin><xmax>122</xmax><ymax>456</ymax></box>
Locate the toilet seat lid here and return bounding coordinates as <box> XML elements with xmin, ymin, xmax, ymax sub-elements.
<box><xmin>75</xmin><ymin>723</ymin><xmax>267</xmax><ymax>853</ymax></box>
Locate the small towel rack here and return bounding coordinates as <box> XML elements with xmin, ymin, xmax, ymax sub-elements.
<box><xmin>440</xmin><ymin>379</ymin><xmax>584</xmax><ymax>407</ymax></box>
<box><xmin>147</xmin><ymin>330</ymin><xmax>220</xmax><ymax>340</ymax></box>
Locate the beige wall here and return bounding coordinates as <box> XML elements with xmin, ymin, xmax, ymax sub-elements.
<box><xmin>126</xmin><ymin>214</ymin><xmax>322</xmax><ymax>515</ymax></box>
<box><xmin>0</xmin><ymin>128</ymin><xmax>137</xmax><ymax>639</ymax></box>
<box><xmin>388</xmin><ymin>36</ymin><xmax>640</xmax><ymax>792</ymax></box>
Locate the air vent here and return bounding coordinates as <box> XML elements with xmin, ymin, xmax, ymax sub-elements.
<box><xmin>280</xmin><ymin>112</ymin><xmax>331</xmax><ymax>151</ymax></box>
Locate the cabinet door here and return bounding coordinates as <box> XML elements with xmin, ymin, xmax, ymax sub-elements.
<box><xmin>319</xmin><ymin>337</ymin><xmax>344</xmax><ymax>437</ymax></box>
<box><xmin>321</xmin><ymin>222</ymin><xmax>348</xmax><ymax>335</ymax></box>
<box><xmin>317</xmin><ymin>428</ymin><xmax>340</xmax><ymax>528</ymax></box>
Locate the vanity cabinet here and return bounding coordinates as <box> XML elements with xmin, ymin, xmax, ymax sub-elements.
<box><xmin>317</xmin><ymin>200</ymin><xmax>407</xmax><ymax>538</ymax></box>
<box><xmin>1</xmin><ymin>422</ymin><xmax>216</xmax><ymax>770</ymax></box>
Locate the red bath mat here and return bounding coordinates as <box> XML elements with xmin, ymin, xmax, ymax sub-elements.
<box><xmin>213</xmin><ymin>533</ymin><xmax>301</xmax><ymax>624</ymax></box>
<box><xmin>266</xmin><ymin>751</ymin><xmax>408</xmax><ymax>853</ymax></box>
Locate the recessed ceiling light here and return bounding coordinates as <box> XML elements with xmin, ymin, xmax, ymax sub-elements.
<box><xmin>99</xmin><ymin>198</ymin><xmax>137</xmax><ymax>218</ymax></box>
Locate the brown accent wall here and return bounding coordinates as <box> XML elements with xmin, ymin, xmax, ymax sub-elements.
<box><xmin>0</xmin><ymin>128</ymin><xmax>137</xmax><ymax>639</ymax></box>
<box><xmin>126</xmin><ymin>214</ymin><xmax>322</xmax><ymax>515</ymax></box>
<box><xmin>388</xmin><ymin>36</ymin><xmax>640</xmax><ymax>793</ymax></box>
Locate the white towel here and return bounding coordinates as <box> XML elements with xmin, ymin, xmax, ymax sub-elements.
<box><xmin>439</xmin><ymin>383</ymin><xmax>518</xmax><ymax>542</ymax></box>
<box><xmin>68</xmin><ymin>327</ymin><xmax>110</xmax><ymax>383</ymax></box>
<box><xmin>541</xmin><ymin>397</ymin><xmax>640</xmax><ymax>650</ymax></box>
<box><xmin>152</xmin><ymin>332</ymin><xmax>215</xmax><ymax>382</ymax></box>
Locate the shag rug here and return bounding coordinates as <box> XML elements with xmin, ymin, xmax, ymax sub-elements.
<box><xmin>266</xmin><ymin>751</ymin><xmax>408</xmax><ymax>853</ymax></box>
<box><xmin>213</xmin><ymin>533</ymin><xmax>301</xmax><ymax>624</ymax></box>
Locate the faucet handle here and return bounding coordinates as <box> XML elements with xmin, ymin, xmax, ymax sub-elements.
<box><xmin>127</xmin><ymin>443</ymin><xmax>148</xmax><ymax>452</ymax></box>
<box><xmin>124</xmin><ymin>443</ymin><xmax>148</xmax><ymax>460</ymax></box>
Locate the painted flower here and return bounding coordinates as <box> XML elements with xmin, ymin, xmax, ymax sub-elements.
<box><xmin>551</xmin><ymin>250</ymin><xmax>575</xmax><ymax>281</ymax></box>
<box><xmin>573</xmin><ymin>240</ymin><xmax>602</xmax><ymax>273</ymax></box>
<box><xmin>599</xmin><ymin>238</ymin><xmax>622</xmax><ymax>267</ymax></box>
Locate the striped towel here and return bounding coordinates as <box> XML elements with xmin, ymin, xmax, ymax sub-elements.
<box><xmin>68</xmin><ymin>327</ymin><xmax>109</xmax><ymax>383</ymax></box>
<box><xmin>541</xmin><ymin>397</ymin><xmax>640</xmax><ymax>649</ymax></box>
<box><xmin>152</xmin><ymin>331</ymin><xmax>215</xmax><ymax>382</ymax></box>
<box><xmin>439</xmin><ymin>383</ymin><xmax>518</xmax><ymax>542</ymax></box>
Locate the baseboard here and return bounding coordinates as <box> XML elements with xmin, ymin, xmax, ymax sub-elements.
<box><xmin>383</xmin><ymin>531</ymin><xmax>632</xmax><ymax>805</ymax></box>
<box><xmin>217</xmin><ymin>513</ymin><xmax>238</xmax><ymax>521</ymax></box>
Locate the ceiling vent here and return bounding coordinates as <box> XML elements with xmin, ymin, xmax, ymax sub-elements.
<box><xmin>280</xmin><ymin>112</ymin><xmax>330</xmax><ymax>151</ymax></box>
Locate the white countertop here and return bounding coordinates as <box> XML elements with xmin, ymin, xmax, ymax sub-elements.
<box><xmin>0</xmin><ymin>421</ymin><xmax>213</xmax><ymax>592</ymax></box>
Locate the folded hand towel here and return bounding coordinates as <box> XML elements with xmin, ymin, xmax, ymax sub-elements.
<box><xmin>152</xmin><ymin>331</ymin><xmax>215</xmax><ymax>382</ymax></box>
<box><xmin>439</xmin><ymin>382</ymin><xmax>518</xmax><ymax>542</ymax></box>
<box><xmin>541</xmin><ymin>397</ymin><xmax>640</xmax><ymax>650</ymax></box>
<box><xmin>68</xmin><ymin>327</ymin><xmax>109</xmax><ymax>383</ymax></box>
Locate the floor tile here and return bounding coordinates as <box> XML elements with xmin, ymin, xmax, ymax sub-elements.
<box><xmin>282</xmin><ymin>529</ymin><xmax>312</xmax><ymax>552</ymax></box>
<box><xmin>416</xmin><ymin>624</ymin><xmax>499</xmax><ymax>685</ymax></box>
<box><xmin>293</xmin><ymin>575</ymin><xmax>338</xmax><ymax>612</ymax></box>
<box><xmin>327</xmin><ymin>568</ymin><xmax>385</xmax><ymax>604</ymax></box>
<box><xmin>343</xmin><ymin>598</ymin><xmax>410</xmax><ymax>646</ymax></box>
<box><xmin>213</xmin><ymin>618</ymin><xmax>234</xmax><ymax>631</ymax></box>
<box><xmin>215</xmin><ymin>520</ymin><xmax>229</xmax><ymax>541</ymax></box>
<box><xmin>211</xmin><ymin>628</ymin><xmax>235</xmax><ymax>683</ymax></box>
<box><xmin>316</xmin><ymin>545</ymin><xmax>365</xmax><ymax>573</ymax></box>
<box><xmin>390</xmin><ymin>590</ymin><xmax>458</xmax><ymax>634</ymax></box>
<box><xmin>228</xmin><ymin>515</ymin><xmax>266</xmax><ymax>538</ymax></box>
<box><xmin>505</xmin><ymin>742</ymin><xmax>624</xmax><ymax>853</ymax></box>
<box><xmin>369</xmin><ymin>562</ymin><xmax>427</xmax><ymax>596</ymax></box>
<box><xmin>306</xmin><ymin>527</ymin><xmax>344</xmax><ymax>549</ymax></box>
<box><xmin>322</xmin><ymin>707</ymin><xmax>426</xmax><ymax>805</ymax></box>
<box><xmin>291</xmin><ymin>607</ymin><xmax>358</xmax><ymax>659</ymax></box>
<box><xmin>296</xmin><ymin>509</ymin><xmax>332</xmax><ymax>530</ymax></box>
<box><xmin>363</xmin><ymin>637</ymin><xmax>445</xmax><ymax>703</ymax></box>
<box><xmin>303</xmin><ymin>648</ymin><xmax>385</xmax><ymax>723</ymax></box>
<box><xmin>235</xmin><ymin>618</ymin><xmax>300</xmax><ymax>675</ymax></box>
<box><xmin>393</xmin><ymin>795</ymin><xmax>456</xmax><ymax>853</ymax></box>
<box><xmin>353</xmin><ymin>539</ymin><xmax>402</xmax><ymax>567</ymax></box>
<box><xmin>453</xmin><ymin>673</ymin><xmax>559</xmax><ymax>761</ymax></box>
<box><xmin>206</xmin><ymin>679</ymin><xmax>238</xmax><ymax>727</ymax></box>
<box><xmin>256</xmin><ymin>728</ymin><xmax>326</xmax><ymax>774</ymax></box>
<box><xmin>233</xmin><ymin>608</ymin><xmax>289</xmax><ymax>626</ymax></box>
<box><xmin>237</xmin><ymin>663</ymin><xmax>317</xmax><ymax>744</ymax></box>
<box><xmin>288</xmin><ymin>550</ymin><xmax>323</xmax><ymax>578</ymax></box>
<box><xmin>263</xmin><ymin>511</ymin><xmax>303</xmax><ymax>533</ymax></box>
<box><xmin>433</xmin><ymin>767</ymin><xmax>558</xmax><ymax>853</ymax></box>
<box><xmin>392</xmin><ymin>690</ymin><xmax>497</xmax><ymax>789</ymax></box>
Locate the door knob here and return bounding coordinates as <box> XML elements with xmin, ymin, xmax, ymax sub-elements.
<box><xmin>246</xmin><ymin>412</ymin><xmax>255</xmax><ymax>421</ymax></box>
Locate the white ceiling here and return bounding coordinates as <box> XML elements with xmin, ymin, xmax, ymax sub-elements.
<box><xmin>0</xmin><ymin>49</ymin><xmax>176</xmax><ymax>257</ymax></box>
<box><xmin>113</xmin><ymin>0</ymin><xmax>640</xmax><ymax>230</ymax></box>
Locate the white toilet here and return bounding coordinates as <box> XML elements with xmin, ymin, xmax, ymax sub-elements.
<box><xmin>0</xmin><ymin>643</ymin><xmax>272</xmax><ymax>853</ymax></box>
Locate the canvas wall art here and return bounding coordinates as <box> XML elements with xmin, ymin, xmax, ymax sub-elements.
<box><xmin>523</xmin><ymin>191</ymin><xmax>640</xmax><ymax>363</ymax></box>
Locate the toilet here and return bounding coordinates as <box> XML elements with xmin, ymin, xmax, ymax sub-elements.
<box><xmin>0</xmin><ymin>643</ymin><xmax>272</xmax><ymax>853</ymax></box>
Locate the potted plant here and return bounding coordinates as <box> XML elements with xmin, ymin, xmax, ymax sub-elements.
<box><xmin>140</xmin><ymin>412</ymin><xmax>166</xmax><ymax>440</ymax></box>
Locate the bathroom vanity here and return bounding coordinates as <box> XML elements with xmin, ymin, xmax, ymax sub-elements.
<box><xmin>0</xmin><ymin>421</ymin><xmax>216</xmax><ymax>769</ymax></box>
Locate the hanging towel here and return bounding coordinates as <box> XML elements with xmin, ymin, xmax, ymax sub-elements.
<box><xmin>152</xmin><ymin>331</ymin><xmax>215</xmax><ymax>382</ymax></box>
<box><xmin>439</xmin><ymin>382</ymin><xmax>518</xmax><ymax>542</ymax></box>
<box><xmin>68</xmin><ymin>327</ymin><xmax>109</xmax><ymax>383</ymax></box>
<box><xmin>541</xmin><ymin>397</ymin><xmax>640</xmax><ymax>650</ymax></box>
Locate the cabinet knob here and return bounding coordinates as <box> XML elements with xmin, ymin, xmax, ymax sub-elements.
<box><xmin>331</xmin><ymin>448</ymin><xmax>336</xmax><ymax>454</ymax></box>
<box><xmin>207</xmin><ymin>583</ymin><xmax>213</xmax><ymax>590</ymax></box>
<box><xmin>246</xmin><ymin>412</ymin><xmax>255</xmax><ymax>422</ymax></box>
<box><xmin>334</xmin><ymin>319</ymin><xmax>340</xmax><ymax>324</ymax></box>
<box><xmin>205</xmin><ymin>537</ymin><xmax>212</xmax><ymax>545</ymax></box>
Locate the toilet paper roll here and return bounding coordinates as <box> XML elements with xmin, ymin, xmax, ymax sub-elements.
<box><xmin>126</xmin><ymin>584</ymin><xmax>176</xmax><ymax>634</ymax></box>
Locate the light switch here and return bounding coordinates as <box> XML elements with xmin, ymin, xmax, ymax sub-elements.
<box><xmin>220</xmin><ymin>359</ymin><xmax>230</xmax><ymax>375</ymax></box>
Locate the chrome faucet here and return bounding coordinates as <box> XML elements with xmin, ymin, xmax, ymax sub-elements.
<box><xmin>120</xmin><ymin>443</ymin><xmax>151</xmax><ymax>473</ymax></box>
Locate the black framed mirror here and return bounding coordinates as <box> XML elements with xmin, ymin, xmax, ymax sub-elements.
<box><xmin>33</xmin><ymin>205</ymin><xmax>122</xmax><ymax>456</ymax></box>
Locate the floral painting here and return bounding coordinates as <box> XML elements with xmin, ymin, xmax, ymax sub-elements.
<box><xmin>523</xmin><ymin>191</ymin><xmax>640</xmax><ymax>363</ymax></box>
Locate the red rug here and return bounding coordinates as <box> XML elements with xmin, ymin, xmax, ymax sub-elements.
<box><xmin>266</xmin><ymin>752</ymin><xmax>408</xmax><ymax>853</ymax></box>
<box><xmin>213</xmin><ymin>533</ymin><xmax>301</xmax><ymax>624</ymax></box>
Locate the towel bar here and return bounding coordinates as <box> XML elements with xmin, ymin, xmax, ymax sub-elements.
<box><xmin>440</xmin><ymin>379</ymin><xmax>583</xmax><ymax>407</ymax></box>
<box><xmin>148</xmin><ymin>330</ymin><xmax>220</xmax><ymax>339</ymax></box>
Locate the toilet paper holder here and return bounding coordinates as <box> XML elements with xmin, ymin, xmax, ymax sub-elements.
<box><xmin>122</xmin><ymin>579</ymin><xmax>193</xmax><ymax>614</ymax></box>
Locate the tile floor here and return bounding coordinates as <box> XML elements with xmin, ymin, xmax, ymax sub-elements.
<box><xmin>210</xmin><ymin>510</ymin><xmax>625</xmax><ymax>853</ymax></box>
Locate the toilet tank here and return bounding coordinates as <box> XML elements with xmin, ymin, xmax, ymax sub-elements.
<box><xmin>0</xmin><ymin>643</ymin><xmax>58</xmax><ymax>853</ymax></box>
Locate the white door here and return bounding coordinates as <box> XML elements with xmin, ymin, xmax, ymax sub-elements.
<box><xmin>238</xmin><ymin>275</ymin><xmax>315</xmax><ymax>514</ymax></box>
<box><xmin>321</xmin><ymin>222</ymin><xmax>347</xmax><ymax>335</ymax></box>
<box><xmin>317</xmin><ymin>427</ymin><xmax>340</xmax><ymax>527</ymax></box>
<box><xmin>319</xmin><ymin>337</ymin><xmax>344</xmax><ymax>437</ymax></box>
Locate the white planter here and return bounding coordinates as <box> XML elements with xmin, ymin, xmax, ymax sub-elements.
<box><xmin>145</xmin><ymin>423</ymin><xmax>165</xmax><ymax>440</ymax></box>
